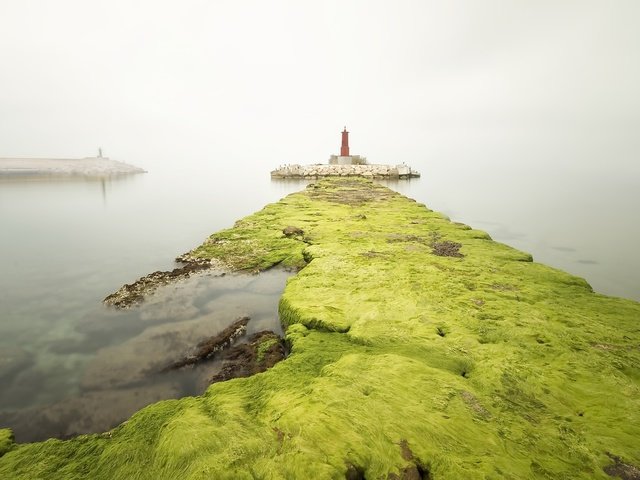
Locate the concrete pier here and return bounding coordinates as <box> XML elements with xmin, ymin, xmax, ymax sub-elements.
<box><xmin>0</xmin><ymin>157</ymin><xmax>146</xmax><ymax>176</ymax></box>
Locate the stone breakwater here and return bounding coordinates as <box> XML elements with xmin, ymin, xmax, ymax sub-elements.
<box><xmin>270</xmin><ymin>163</ymin><xmax>420</xmax><ymax>179</ymax></box>
<box><xmin>0</xmin><ymin>157</ymin><xmax>146</xmax><ymax>176</ymax></box>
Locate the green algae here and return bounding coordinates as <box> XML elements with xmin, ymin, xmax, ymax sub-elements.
<box><xmin>1</xmin><ymin>178</ymin><xmax>639</xmax><ymax>479</ymax></box>
<box><xmin>256</xmin><ymin>336</ymin><xmax>280</xmax><ymax>364</ymax></box>
<box><xmin>0</xmin><ymin>429</ymin><xmax>14</xmax><ymax>457</ymax></box>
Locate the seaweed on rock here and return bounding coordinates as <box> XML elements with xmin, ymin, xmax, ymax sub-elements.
<box><xmin>1</xmin><ymin>178</ymin><xmax>639</xmax><ymax>479</ymax></box>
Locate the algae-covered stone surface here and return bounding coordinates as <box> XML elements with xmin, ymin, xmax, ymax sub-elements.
<box><xmin>1</xmin><ymin>178</ymin><xmax>639</xmax><ymax>479</ymax></box>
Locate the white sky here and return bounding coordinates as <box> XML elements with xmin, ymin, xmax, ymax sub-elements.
<box><xmin>1</xmin><ymin>0</ymin><xmax>639</xmax><ymax>176</ymax></box>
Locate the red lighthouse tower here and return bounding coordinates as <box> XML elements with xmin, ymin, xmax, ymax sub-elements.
<box><xmin>340</xmin><ymin>126</ymin><xmax>349</xmax><ymax>157</ymax></box>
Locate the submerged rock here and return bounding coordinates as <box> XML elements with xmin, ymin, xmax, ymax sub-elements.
<box><xmin>162</xmin><ymin>316</ymin><xmax>250</xmax><ymax>371</ymax></box>
<box><xmin>81</xmin><ymin>314</ymin><xmax>250</xmax><ymax>390</ymax></box>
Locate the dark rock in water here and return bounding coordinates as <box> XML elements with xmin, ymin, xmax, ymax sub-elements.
<box><xmin>82</xmin><ymin>313</ymin><xmax>251</xmax><ymax>391</ymax></box>
<box><xmin>282</xmin><ymin>226</ymin><xmax>304</xmax><ymax>237</ymax></box>
<box><xmin>103</xmin><ymin>258</ymin><xmax>215</xmax><ymax>309</ymax></box>
<box><xmin>209</xmin><ymin>330</ymin><xmax>285</xmax><ymax>384</ymax></box>
<box><xmin>162</xmin><ymin>316</ymin><xmax>250</xmax><ymax>371</ymax></box>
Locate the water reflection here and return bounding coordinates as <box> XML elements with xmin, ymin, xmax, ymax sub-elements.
<box><xmin>0</xmin><ymin>268</ymin><xmax>292</xmax><ymax>443</ymax></box>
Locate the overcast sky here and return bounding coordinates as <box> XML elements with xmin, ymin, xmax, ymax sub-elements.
<box><xmin>1</xmin><ymin>0</ymin><xmax>639</xmax><ymax>176</ymax></box>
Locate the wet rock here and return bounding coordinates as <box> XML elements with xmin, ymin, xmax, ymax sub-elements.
<box><xmin>207</xmin><ymin>331</ymin><xmax>285</xmax><ymax>385</ymax></box>
<box><xmin>81</xmin><ymin>315</ymin><xmax>249</xmax><ymax>390</ymax></box>
<box><xmin>163</xmin><ymin>316</ymin><xmax>250</xmax><ymax>371</ymax></box>
<box><xmin>103</xmin><ymin>259</ymin><xmax>216</xmax><ymax>309</ymax></box>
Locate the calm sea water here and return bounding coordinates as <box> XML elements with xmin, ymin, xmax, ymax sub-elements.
<box><xmin>0</xmin><ymin>163</ymin><xmax>638</xmax><ymax>441</ymax></box>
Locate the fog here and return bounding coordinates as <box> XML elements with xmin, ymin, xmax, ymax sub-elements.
<box><xmin>1</xmin><ymin>1</ymin><xmax>638</xmax><ymax>174</ymax></box>
<box><xmin>1</xmin><ymin>1</ymin><xmax>639</xmax><ymax>298</ymax></box>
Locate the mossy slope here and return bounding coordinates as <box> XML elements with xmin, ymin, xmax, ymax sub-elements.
<box><xmin>1</xmin><ymin>178</ymin><xmax>639</xmax><ymax>479</ymax></box>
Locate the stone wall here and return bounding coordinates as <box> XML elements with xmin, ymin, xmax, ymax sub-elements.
<box><xmin>270</xmin><ymin>163</ymin><xmax>420</xmax><ymax>179</ymax></box>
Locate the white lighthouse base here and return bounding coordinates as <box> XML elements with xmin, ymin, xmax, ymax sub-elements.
<box><xmin>328</xmin><ymin>155</ymin><xmax>367</xmax><ymax>165</ymax></box>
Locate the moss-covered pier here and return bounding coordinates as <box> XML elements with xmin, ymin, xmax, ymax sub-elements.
<box><xmin>1</xmin><ymin>178</ymin><xmax>638</xmax><ymax>479</ymax></box>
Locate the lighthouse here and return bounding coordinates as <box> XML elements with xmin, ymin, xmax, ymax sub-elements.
<box><xmin>340</xmin><ymin>126</ymin><xmax>349</xmax><ymax>156</ymax></box>
<box><xmin>329</xmin><ymin>126</ymin><xmax>367</xmax><ymax>165</ymax></box>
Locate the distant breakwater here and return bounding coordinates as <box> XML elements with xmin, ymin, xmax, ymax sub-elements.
<box><xmin>0</xmin><ymin>157</ymin><xmax>145</xmax><ymax>177</ymax></box>
<box><xmin>270</xmin><ymin>163</ymin><xmax>420</xmax><ymax>179</ymax></box>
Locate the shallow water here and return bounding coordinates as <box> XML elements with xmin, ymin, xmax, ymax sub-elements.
<box><xmin>0</xmin><ymin>172</ymin><xmax>306</xmax><ymax>442</ymax></box>
<box><xmin>0</xmin><ymin>268</ymin><xmax>292</xmax><ymax>442</ymax></box>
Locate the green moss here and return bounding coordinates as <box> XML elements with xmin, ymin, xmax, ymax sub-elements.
<box><xmin>256</xmin><ymin>337</ymin><xmax>279</xmax><ymax>363</ymax></box>
<box><xmin>1</xmin><ymin>178</ymin><xmax>639</xmax><ymax>479</ymax></box>
<box><xmin>189</xmin><ymin>203</ymin><xmax>310</xmax><ymax>271</ymax></box>
<box><xmin>0</xmin><ymin>429</ymin><xmax>14</xmax><ymax>457</ymax></box>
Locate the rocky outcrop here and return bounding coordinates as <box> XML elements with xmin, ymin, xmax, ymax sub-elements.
<box><xmin>270</xmin><ymin>163</ymin><xmax>419</xmax><ymax>179</ymax></box>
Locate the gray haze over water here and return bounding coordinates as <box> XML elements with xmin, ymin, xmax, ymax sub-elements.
<box><xmin>1</xmin><ymin>1</ymin><xmax>638</xmax><ymax>177</ymax></box>
<box><xmin>2</xmin><ymin>0</ymin><xmax>637</xmax><ymax>296</ymax></box>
